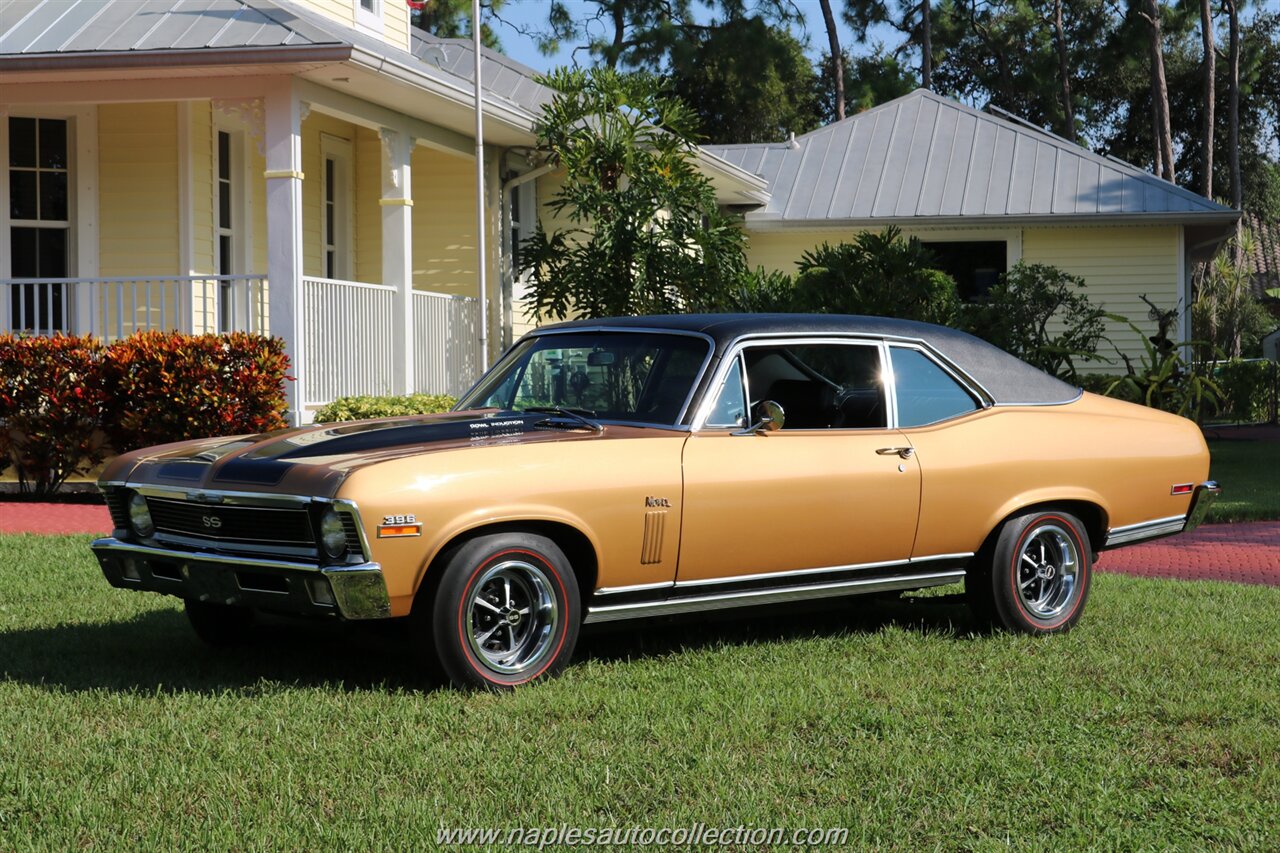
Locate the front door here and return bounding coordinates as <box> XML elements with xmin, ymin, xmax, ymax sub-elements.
<box><xmin>677</xmin><ymin>340</ymin><xmax>921</xmax><ymax>585</ymax></box>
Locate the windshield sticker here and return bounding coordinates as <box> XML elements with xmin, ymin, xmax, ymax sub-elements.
<box><xmin>469</xmin><ymin>419</ymin><xmax>527</xmax><ymax>440</ymax></box>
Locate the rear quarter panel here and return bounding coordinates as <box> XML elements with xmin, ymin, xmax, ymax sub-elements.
<box><xmin>906</xmin><ymin>392</ymin><xmax>1209</xmax><ymax>557</ymax></box>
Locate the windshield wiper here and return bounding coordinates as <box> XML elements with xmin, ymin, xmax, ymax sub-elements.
<box><xmin>524</xmin><ymin>406</ymin><xmax>604</xmax><ymax>433</ymax></box>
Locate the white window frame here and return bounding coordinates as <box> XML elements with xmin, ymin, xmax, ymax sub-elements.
<box><xmin>320</xmin><ymin>133</ymin><xmax>354</xmax><ymax>281</ymax></box>
<box><xmin>1</xmin><ymin>106</ymin><xmax>97</xmax><ymax>332</ymax></box>
<box><xmin>354</xmin><ymin>0</ymin><xmax>384</xmax><ymax>36</ymax></box>
<box><xmin>511</xmin><ymin>179</ymin><xmax>538</xmax><ymax>289</ymax></box>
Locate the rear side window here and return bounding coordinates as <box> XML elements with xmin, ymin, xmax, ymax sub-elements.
<box><xmin>890</xmin><ymin>347</ymin><xmax>979</xmax><ymax>427</ymax></box>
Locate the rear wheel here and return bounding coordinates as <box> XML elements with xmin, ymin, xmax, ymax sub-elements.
<box><xmin>184</xmin><ymin>600</ymin><xmax>254</xmax><ymax>646</ymax></box>
<box><xmin>426</xmin><ymin>532</ymin><xmax>581</xmax><ymax>690</ymax></box>
<box><xmin>968</xmin><ymin>510</ymin><xmax>1092</xmax><ymax>634</ymax></box>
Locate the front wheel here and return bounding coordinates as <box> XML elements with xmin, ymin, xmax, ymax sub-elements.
<box><xmin>427</xmin><ymin>532</ymin><xmax>581</xmax><ymax>690</ymax></box>
<box><xmin>968</xmin><ymin>510</ymin><xmax>1092</xmax><ymax>634</ymax></box>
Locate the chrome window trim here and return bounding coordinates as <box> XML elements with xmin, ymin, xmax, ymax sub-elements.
<box><xmin>885</xmin><ymin>343</ymin><xmax>984</xmax><ymax>428</ymax></box>
<box><xmin>672</xmin><ymin>551</ymin><xmax>974</xmax><ymax>588</ymax></box>
<box><xmin>1104</xmin><ymin>514</ymin><xmax>1188</xmax><ymax>548</ymax></box>
<box><xmin>701</xmin><ymin>353</ymin><xmax>750</xmax><ymax>429</ymax></box>
<box><xmin>715</xmin><ymin>330</ymin><xmax>997</xmax><ymax>409</ymax></box>
<box><xmin>458</xmin><ymin>326</ymin><xmax>718</xmax><ymax>427</ymax></box>
<box><xmin>584</xmin><ymin>569</ymin><xmax>966</xmax><ymax>624</ymax></box>
<box><xmin>691</xmin><ymin>335</ymin><xmax>894</xmax><ymax>432</ymax></box>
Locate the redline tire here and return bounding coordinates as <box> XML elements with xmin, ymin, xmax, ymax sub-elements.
<box><xmin>429</xmin><ymin>532</ymin><xmax>581</xmax><ymax>690</ymax></box>
<box><xmin>184</xmin><ymin>600</ymin><xmax>254</xmax><ymax>646</ymax></box>
<box><xmin>970</xmin><ymin>510</ymin><xmax>1092</xmax><ymax>635</ymax></box>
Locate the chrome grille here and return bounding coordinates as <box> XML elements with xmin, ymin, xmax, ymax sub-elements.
<box><xmin>102</xmin><ymin>490</ymin><xmax>130</xmax><ymax>530</ymax></box>
<box><xmin>145</xmin><ymin>497</ymin><xmax>314</xmax><ymax>546</ymax></box>
<box><xmin>338</xmin><ymin>512</ymin><xmax>364</xmax><ymax>557</ymax></box>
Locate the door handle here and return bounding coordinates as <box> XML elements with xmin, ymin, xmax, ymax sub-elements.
<box><xmin>876</xmin><ymin>447</ymin><xmax>914</xmax><ymax>459</ymax></box>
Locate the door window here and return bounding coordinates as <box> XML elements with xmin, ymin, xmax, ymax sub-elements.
<box><xmin>890</xmin><ymin>346</ymin><xmax>979</xmax><ymax>426</ymax></box>
<box><xmin>741</xmin><ymin>342</ymin><xmax>887</xmax><ymax>430</ymax></box>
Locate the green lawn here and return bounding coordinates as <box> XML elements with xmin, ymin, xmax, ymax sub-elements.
<box><xmin>1</xmin><ymin>535</ymin><xmax>1277</xmax><ymax>848</ymax></box>
<box><xmin>1207</xmin><ymin>440</ymin><xmax>1280</xmax><ymax>523</ymax></box>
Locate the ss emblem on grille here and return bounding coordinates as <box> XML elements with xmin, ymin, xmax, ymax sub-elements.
<box><xmin>202</xmin><ymin>515</ymin><xmax>223</xmax><ymax>529</ymax></box>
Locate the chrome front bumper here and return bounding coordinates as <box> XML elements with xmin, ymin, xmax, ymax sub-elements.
<box><xmin>90</xmin><ymin>538</ymin><xmax>391</xmax><ymax>620</ymax></box>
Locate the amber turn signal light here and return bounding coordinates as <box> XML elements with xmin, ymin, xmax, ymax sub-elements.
<box><xmin>377</xmin><ymin>523</ymin><xmax>422</xmax><ymax>538</ymax></box>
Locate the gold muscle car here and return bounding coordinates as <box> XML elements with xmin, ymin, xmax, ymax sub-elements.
<box><xmin>91</xmin><ymin>314</ymin><xmax>1220</xmax><ymax>689</ymax></box>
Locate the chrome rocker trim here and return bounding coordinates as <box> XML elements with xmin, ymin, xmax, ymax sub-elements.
<box><xmin>584</xmin><ymin>569</ymin><xmax>965</xmax><ymax>624</ymax></box>
<box><xmin>90</xmin><ymin>537</ymin><xmax>391</xmax><ymax>620</ymax></box>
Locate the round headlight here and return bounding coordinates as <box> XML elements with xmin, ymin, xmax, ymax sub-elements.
<box><xmin>128</xmin><ymin>493</ymin><xmax>155</xmax><ymax>538</ymax></box>
<box><xmin>319</xmin><ymin>510</ymin><xmax>347</xmax><ymax>559</ymax></box>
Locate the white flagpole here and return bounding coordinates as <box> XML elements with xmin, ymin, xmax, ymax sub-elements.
<box><xmin>472</xmin><ymin>0</ymin><xmax>489</xmax><ymax>371</ymax></box>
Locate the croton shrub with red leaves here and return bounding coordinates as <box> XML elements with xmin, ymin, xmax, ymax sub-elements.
<box><xmin>0</xmin><ymin>331</ymin><xmax>290</xmax><ymax>495</ymax></box>
<box><xmin>100</xmin><ymin>331</ymin><xmax>290</xmax><ymax>453</ymax></box>
<box><xmin>0</xmin><ymin>334</ymin><xmax>110</xmax><ymax>495</ymax></box>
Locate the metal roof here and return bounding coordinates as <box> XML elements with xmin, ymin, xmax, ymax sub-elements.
<box><xmin>410</xmin><ymin>28</ymin><xmax>553</xmax><ymax>115</ymax></box>
<box><xmin>704</xmin><ymin>89</ymin><xmax>1237</xmax><ymax>224</ymax></box>
<box><xmin>0</xmin><ymin>0</ymin><xmax>340</xmax><ymax>54</ymax></box>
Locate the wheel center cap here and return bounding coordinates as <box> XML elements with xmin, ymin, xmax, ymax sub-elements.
<box><xmin>1037</xmin><ymin>564</ymin><xmax>1056</xmax><ymax>580</ymax></box>
<box><xmin>504</xmin><ymin>609</ymin><xmax>521</xmax><ymax>626</ymax></box>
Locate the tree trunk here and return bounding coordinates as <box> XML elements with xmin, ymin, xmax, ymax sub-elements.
<box><xmin>1199</xmin><ymin>0</ymin><xmax>1215</xmax><ymax>198</ymax></box>
<box><xmin>1053</xmin><ymin>0</ymin><xmax>1076</xmax><ymax>142</ymax></box>
<box><xmin>921</xmin><ymin>0</ymin><xmax>933</xmax><ymax>90</ymax></box>
<box><xmin>1145</xmin><ymin>0</ymin><xmax>1175</xmax><ymax>182</ymax></box>
<box><xmin>819</xmin><ymin>0</ymin><xmax>845</xmax><ymax>120</ymax></box>
<box><xmin>608</xmin><ymin>0</ymin><xmax>625</xmax><ymax>68</ymax></box>
<box><xmin>1226</xmin><ymin>0</ymin><xmax>1241</xmax><ymax>212</ymax></box>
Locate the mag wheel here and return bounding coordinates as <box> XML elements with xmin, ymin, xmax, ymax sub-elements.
<box><xmin>429</xmin><ymin>532</ymin><xmax>580</xmax><ymax>690</ymax></box>
<box><xmin>971</xmin><ymin>510</ymin><xmax>1092</xmax><ymax>634</ymax></box>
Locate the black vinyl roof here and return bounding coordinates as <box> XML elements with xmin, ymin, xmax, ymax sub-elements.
<box><xmin>538</xmin><ymin>313</ymin><xmax>1081</xmax><ymax>407</ymax></box>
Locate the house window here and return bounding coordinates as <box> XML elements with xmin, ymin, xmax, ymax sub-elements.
<box><xmin>921</xmin><ymin>241</ymin><xmax>1007</xmax><ymax>302</ymax></box>
<box><xmin>359</xmin><ymin>0</ymin><xmax>375</xmax><ymax>10</ymax></box>
<box><xmin>510</xmin><ymin>181</ymin><xmax>537</xmax><ymax>279</ymax></box>
<box><xmin>320</xmin><ymin>135</ymin><xmax>353</xmax><ymax>280</ymax></box>
<box><xmin>8</xmin><ymin>117</ymin><xmax>70</xmax><ymax>332</ymax></box>
<box><xmin>216</xmin><ymin>130</ymin><xmax>238</xmax><ymax>331</ymax></box>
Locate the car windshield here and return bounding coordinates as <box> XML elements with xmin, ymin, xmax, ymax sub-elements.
<box><xmin>457</xmin><ymin>332</ymin><xmax>710</xmax><ymax>425</ymax></box>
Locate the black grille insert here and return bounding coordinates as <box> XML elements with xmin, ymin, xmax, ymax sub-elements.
<box><xmin>145</xmin><ymin>497</ymin><xmax>314</xmax><ymax>546</ymax></box>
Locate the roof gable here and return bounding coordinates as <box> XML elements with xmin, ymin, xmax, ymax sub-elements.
<box><xmin>704</xmin><ymin>89</ymin><xmax>1235</xmax><ymax>223</ymax></box>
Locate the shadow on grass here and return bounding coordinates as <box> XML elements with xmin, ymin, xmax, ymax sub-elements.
<box><xmin>0</xmin><ymin>591</ymin><xmax>979</xmax><ymax>695</ymax></box>
<box><xmin>579</xmin><ymin>590</ymin><xmax>981</xmax><ymax>665</ymax></box>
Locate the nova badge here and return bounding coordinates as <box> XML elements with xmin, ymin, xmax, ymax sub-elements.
<box><xmin>645</xmin><ymin>496</ymin><xmax>671</xmax><ymax>508</ymax></box>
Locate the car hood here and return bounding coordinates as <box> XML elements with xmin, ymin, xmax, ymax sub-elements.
<box><xmin>102</xmin><ymin>410</ymin><xmax>659</xmax><ymax>499</ymax></box>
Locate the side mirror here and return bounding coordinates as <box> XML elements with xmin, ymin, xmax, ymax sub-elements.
<box><xmin>733</xmin><ymin>400</ymin><xmax>785</xmax><ymax>435</ymax></box>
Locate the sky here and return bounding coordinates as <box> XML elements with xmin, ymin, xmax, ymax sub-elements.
<box><xmin>479</xmin><ymin>0</ymin><xmax>1280</xmax><ymax>74</ymax></box>
<box><xmin>483</xmin><ymin>0</ymin><xmax>895</xmax><ymax>72</ymax></box>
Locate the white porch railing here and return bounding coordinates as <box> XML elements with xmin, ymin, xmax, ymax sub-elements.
<box><xmin>300</xmin><ymin>276</ymin><xmax>397</xmax><ymax>407</ymax></box>
<box><xmin>5</xmin><ymin>274</ymin><xmax>483</xmax><ymax>411</ymax></box>
<box><xmin>414</xmin><ymin>290</ymin><xmax>482</xmax><ymax>397</ymax></box>
<box><xmin>0</xmin><ymin>276</ymin><xmax>267</xmax><ymax>340</ymax></box>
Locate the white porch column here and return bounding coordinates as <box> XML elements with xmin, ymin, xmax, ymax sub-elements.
<box><xmin>263</xmin><ymin>78</ymin><xmax>306</xmax><ymax>425</ymax></box>
<box><xmin>380</xmin><ymin>128</ymin><xmax>414</xmax><ymax>395</ymax></box>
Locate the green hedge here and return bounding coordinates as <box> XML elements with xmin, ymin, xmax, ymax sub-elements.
<box><xmin>0</xmin><ymin>332</ymin><xmax>289</xmax><ymax>495</ymax></box>
<box><xmin>312</xmin><ymin>394</ymin><xmax>457</xmax><ymax>424</ymax></box>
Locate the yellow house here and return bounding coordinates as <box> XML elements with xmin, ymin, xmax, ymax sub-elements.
<box><xmin>706</xmin><ymin>90</ymin><xmax>1240</xmax><ymax>373</ymax></box>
